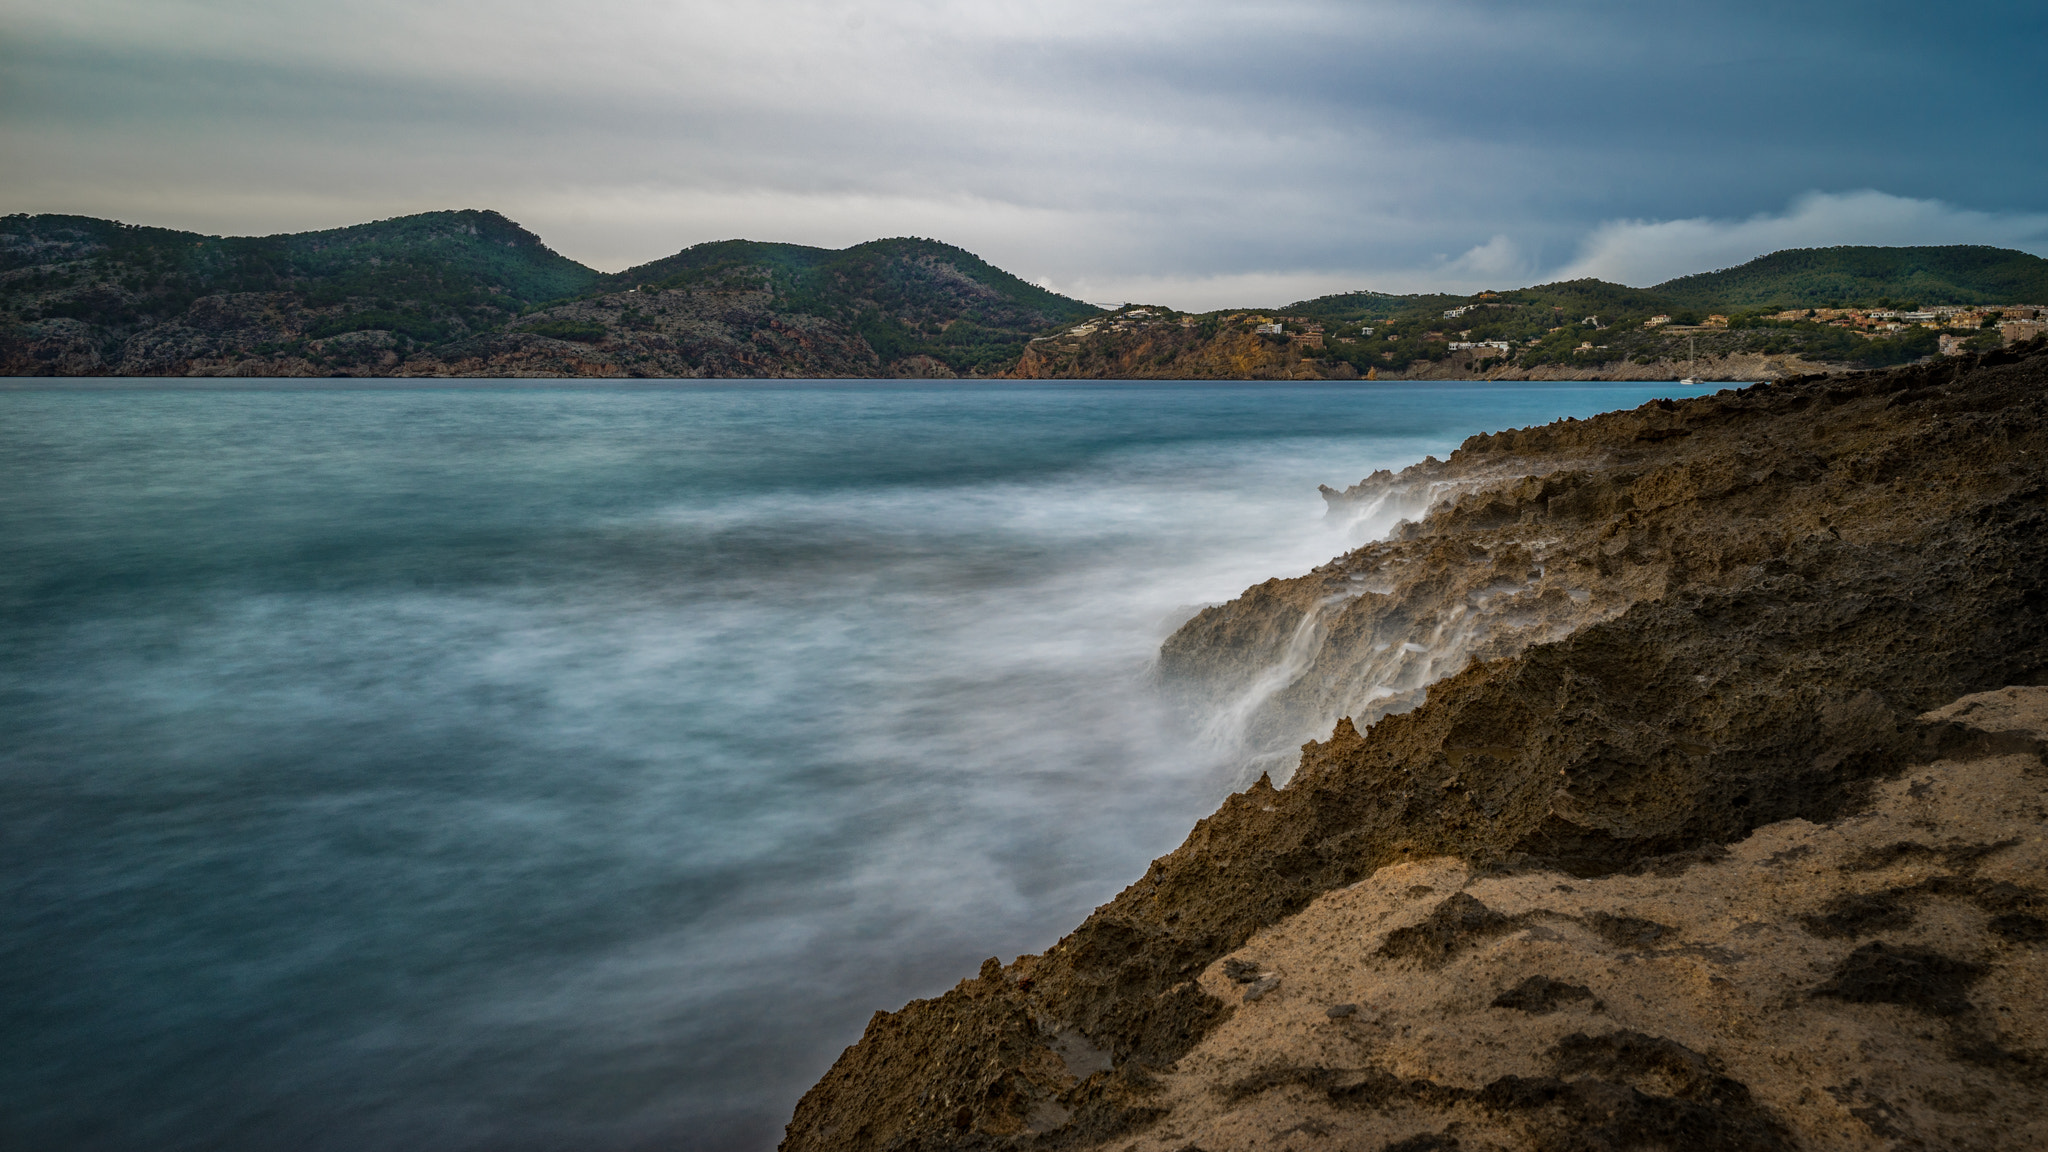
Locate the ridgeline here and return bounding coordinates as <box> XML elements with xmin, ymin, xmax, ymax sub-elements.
<box><xmin>0</xmin><ymin>212</ymin><xmax>1094</xmax><ymax>378</ymax></box>
<box><xmin>2</xmin><ymin>211</ymin><xmax>2043</xmax><ymax>379</ymax></box>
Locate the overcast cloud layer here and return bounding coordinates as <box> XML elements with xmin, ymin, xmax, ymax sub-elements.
<box><xmin>3</xmin><ymin>0</ymin><xmax>2044</xmax><ymax>309</ymax></box>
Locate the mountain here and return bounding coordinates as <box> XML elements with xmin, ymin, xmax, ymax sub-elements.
<box><xmin>2</xmin><ymin>209</ymin><xmax>597</xmax><ymax>330</ymax></box>
<box><xmin>0</xmin><ymin>210</ymin><xmax>603</xmax><ymax>375</ymax></box>
<box><xmin>4</xmin><ymin>214</ymin><xmax>2042</xmax><ymax>379</ymax></box>
<box><xmin>1652</xmin><ymin>244</ymin><xmax>2048</xmax><ymax>309</ymax></box>
<box><xmin>1017</xmin><ymin>248</ymin><xmax>2047</xmax><ymax>383</ymax></box>
<box><xmin>568</xmin><ymin>235</ymin><xmax>1100</xmax><ymax>376</ymax></box>
<box><xmin>0</xmin><ymin>215</ymin><xmax>1097</xmax><ymax>378</ymax></box>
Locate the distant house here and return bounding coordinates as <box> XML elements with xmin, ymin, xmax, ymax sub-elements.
<box><xmin>1645</xmin><ymin>315</ymin><xmax>1672</xmax><ymax>327</ymax></box>
<box><xmin>1443</xmin><ymin>305</ymin><xmax>1473</xmax><ymax>319</ymax></box>
<box><xmin>1705</xmin><ymin>315</ymin><xmax>1729</xmax><ymax>328</ymax></box>
<box><xmin>1450</xmin><ymin>340</ymin><xmax>1512</xmax><ymax>354</ymax></box>
<box><xmin>1254</xmin><ymin>322</ymin><xmax>1283</xmax><ymax>335</ymax></box>
<box><xmin>1939</xmin><ymin>333</ymin><xmax>1969</xmax><ymax>356</ymax></box>
<box><xmin>2002</xmin><ymin>319</ymin><xmax>2047</xmax><ymax>343</ymax></box>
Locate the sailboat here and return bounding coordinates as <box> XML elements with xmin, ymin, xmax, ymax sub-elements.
<box><xmin>1679</xmin><ymin>335</ymin><xmax>1704</xmax><ymax>385</ymax></box>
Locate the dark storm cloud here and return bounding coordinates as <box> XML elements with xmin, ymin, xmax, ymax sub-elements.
<box><xmin>2</xmin><ymin>0</ymin><xmax>2043</xmax><ymax>307</ymax></box>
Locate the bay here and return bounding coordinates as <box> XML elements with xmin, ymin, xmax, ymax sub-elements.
<box><xmin>0</xmin><ymin>380</ymin><xmax>1682</xmax><ymax>1151</ymax></box>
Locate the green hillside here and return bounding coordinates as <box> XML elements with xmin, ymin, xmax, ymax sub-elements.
<box><xmin>1268</xmin><ymin>259</ymin><xmax>2022</xmax><ymax>377</ymax></box>
<box><xmin>1495</xmin><ymin>278</ymin><xmax>1677</xmax><ymax>316</ymax></box>
<box><xmin>1</xmin><ymin>213</ymin><xmax>1099</xmax><ymax>377</ymax></box>
<box><xmin>1</xmin><ymin>210</ymin><xmax>601</xmax><ymax>342</ymax></box>
<box><xmin>603</xmin><ymin>235</ymin><xmax>1099</xmax><ymax>373</ymax></box>
<box><xmin>5</xmin><ymin>215</ymin><xmax>2040</xmax><ymax>379</ymax></box>
<box><xmin>1283</xmin><ymin>280</ymin><xmax>1682</xmax><ymax>331</ymax></box>
<box><xmin>1277</xmin><ymin>290</ymin><xmax>1427</xmax><ymax>323</ymax></box>
<box><xmin>1653</xmin><ymin>245</ymin><xmax>2048</xmax><ymax>308</ymax></box>
<box><xmin>1283</xmin><ymin>248</ymin><xmax>2048</xmax><ymax>324</ymax></box>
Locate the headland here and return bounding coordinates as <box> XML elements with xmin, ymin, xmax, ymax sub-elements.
<box><xmin>780</xmin><ymin>340</ymin><xmax>2048</xmax><ymax>1150</ymax></box>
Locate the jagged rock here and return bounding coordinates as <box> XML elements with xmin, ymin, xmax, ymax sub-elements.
<box><xmin>781</xmin><ymin>345</ymin><xmax>2048</xmax><ymax>1152</ymax></box>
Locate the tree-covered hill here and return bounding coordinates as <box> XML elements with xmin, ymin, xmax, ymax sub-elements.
<box><xmin>1277</xmin><ymin>290</ymin><xmax>1431</xmax><ymax>323</ymax></box>
<box><xmin>589</xmin><ymin>236</ymin><xmax>1101</xmax><ymax>374</ymax></box>
<box><xmin>1653</xmin><ymin>245</ymin><xmax>2048</xmax><ymax>308</ymax></box>
<box><xmin>2</xmin><ymin>209</ymin><xmax>599</xmax><ymax>328</ymax></box>
<box><xmin>0</xmin><ymin>215</ymin><xmax>1102</xmax><ymax>376</ymax></box>
<box><xmin>5</xmin><ymin>213</ymin><xmax>2042</xmax><ymax>379</ymax></box>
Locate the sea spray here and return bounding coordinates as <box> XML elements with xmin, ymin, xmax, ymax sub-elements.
<box><xmin>0</xmin><ymin>380</ymin><xmax>1682</xmax><ymax>1152</ymax></box>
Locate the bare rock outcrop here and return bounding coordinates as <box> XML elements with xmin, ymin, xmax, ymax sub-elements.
<box><xmin>781</xmin><ymin>344</ymin><xmax>2048</xmax><ymax>1152</ymax></box>
<box><xmin>1166</xmin><ymin>338</ymin><xmax>2048</xmax><ymax>771</ymax></box>
<box><xmin>1097</xmin><ymin>687</ymin><xmax>2047</xmax><ymax>1149</ymax></box>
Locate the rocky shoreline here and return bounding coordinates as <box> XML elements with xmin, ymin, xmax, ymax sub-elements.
<box><xmin>780</xmin><ymin>341</ymin><xmax>2048</xmax><ymax>1150</ymax></box>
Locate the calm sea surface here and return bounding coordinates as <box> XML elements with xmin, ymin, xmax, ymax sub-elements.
<box><xmin>1</xmin><ymin>380</ymin><xmax>1683</xmax><ymax>1151</ymax></box>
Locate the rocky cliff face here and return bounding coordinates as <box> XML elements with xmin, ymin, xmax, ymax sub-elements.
<box><xmin>780</xmin><ymin>342</ymin><xmax>2048</xmax><ymax>1151</ymax></box>
<box><xmin>1008</xmin><ymin>318</ymin><xmax>1341</xmax><ymax>381</ymax></box>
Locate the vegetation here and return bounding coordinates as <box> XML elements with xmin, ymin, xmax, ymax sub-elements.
<box><xmin>1</xmin><ymin>215</ymin><xmax>1101</xmax><ymax>375</ymax></box>
<box><xmin>1653</xmin><ymin>245</ymin><xmax>2048</xmax><ymax>308</ymax></box>
<box><xmin>0</xmin><ymin>210</ymin><xmax>599</xmax><ymax>327</ymax></box>
<box><xmin>1280</xmin><ymin>290</ymin><xmax>1430</xmax><ymax>324</ymax></box>
<box><xmin>3</xmin><ymin>210</ymin><xmax>2038</xmax><ymax>377</ymax></box>
<box><xmin>523</xmin><ymin>319</ymin><xmax>608</xmax><ymax>343</ymax></box>
<box><xmin>600</xmin><ymin>236</ymin><xmax>1099</xmax><ymax>374</ymax></box>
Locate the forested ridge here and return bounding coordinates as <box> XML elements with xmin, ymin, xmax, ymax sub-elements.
<box><xmin>3</xmin><ymin>211</ymin><xmax>2041</xmax><ymax>378</ymax></box>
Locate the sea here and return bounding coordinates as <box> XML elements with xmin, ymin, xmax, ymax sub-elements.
<box><xmin>0</xmin><ymin>379</ymin><xmax>1683</xmax><ymax>1152</ymax></box>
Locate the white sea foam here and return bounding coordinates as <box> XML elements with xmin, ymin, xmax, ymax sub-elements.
<box><xmin>0</xmin><ymin>381</ymin><xmax>1681</xmax><ymax>1151</ymax></box>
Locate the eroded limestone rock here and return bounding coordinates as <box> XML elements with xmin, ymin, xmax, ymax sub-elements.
<box><xmin>781</xmin><ymin>347</ymin><xmax>2048</xmax><ymax>1152</ymax></box>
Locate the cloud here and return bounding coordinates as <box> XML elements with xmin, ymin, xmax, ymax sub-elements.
<box><xmin>2</xmin><ymin>1</ymin><xmax>2045</xmax><ymax>307</ymax></box>
<box><xmin>1443</xmin><ymin>235</ymin><xmax>1526</xmax><ymax>282</ymax></box>
<box><xmin>1556</xmin><ymin>191</ymin><xmax>2048</xmax><ymax>288</ymax></box>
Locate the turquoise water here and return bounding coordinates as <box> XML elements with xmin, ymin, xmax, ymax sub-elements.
<box><xmin>0</xmin><ymin>380</ymin><xmax>1683</xmax><ymax>1151</ymax></box>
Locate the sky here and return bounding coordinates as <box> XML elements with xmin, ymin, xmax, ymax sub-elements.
<box><xmin>3</xmin><ymin>0</ymin><xmax>2045</xmax><ymax>310</ymax></box>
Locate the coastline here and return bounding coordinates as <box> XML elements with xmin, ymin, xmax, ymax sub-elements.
<box><xmin>779</xmin><ymin>342</ymin><xmax>2048</xmax><ymax>1150</ymax></box>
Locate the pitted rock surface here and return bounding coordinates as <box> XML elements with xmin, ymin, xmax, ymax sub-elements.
<box><xmin>781</xmin><ymin>346</ymin><xmax>2048</xmax><ymax>1152</ymax></box>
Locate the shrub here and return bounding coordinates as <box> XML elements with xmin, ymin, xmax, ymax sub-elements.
<box><xmin>527</xmin><ymin>319</ymin><xmax>607</xmax><ymax>343</ymax></box>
